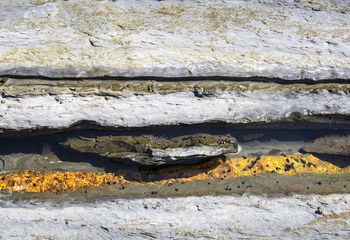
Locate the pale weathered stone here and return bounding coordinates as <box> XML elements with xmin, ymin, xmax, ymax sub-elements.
<box><xmin>0</xmin><ymin>0</ymin><xmax>349</xmax><ymax>80</ymax></box>
<box><xmin>1</xmin><ymin>194</ymin><xmax>350</xmax><ymax>239</ymax></box>
<box><xmin>0</xmin><ymin>85</ymin><xmax>349</xmax><ymax>131</ymax></box>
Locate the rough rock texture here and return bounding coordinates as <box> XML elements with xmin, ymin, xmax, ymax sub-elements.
<box><xmin>64</xmin><ymin>134</ymin><xmax>239</xmax><ymax>165</ymax></box>
<box><xmin>0</xmin><ymin>0</ymin><xmax>349</xmax><ymax>80</ymax></box>
<box><xmin>1</xmin><ymin>194</ymin><xmax>350</xmax><ymax>239</ymax></box>
<box><xmin>302</xmin><ymin>135</ymin><xmax>350</xmax><ymax>156</ymax></box>
<box><xmin>0</xmin><ymin>83</ymin><xmax>349</xmax><ymax>130</ymax></box>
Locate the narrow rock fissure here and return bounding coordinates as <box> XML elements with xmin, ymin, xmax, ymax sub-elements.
<box><xmin>1</xmin><ymin>115</ymin><xmax>350</xmax><ymax>138</ymax></box>
<box><xmin>1</xmin><ymin>75</ymin><xmax>349</xmax><ymax>85</ymax></box>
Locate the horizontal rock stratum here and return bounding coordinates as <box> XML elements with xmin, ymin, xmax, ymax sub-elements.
<box><xmin>0</xmin><ymin>81</ymin><xmax>349</xmax><ymax>131</ymax></box>
<box><xmin>0</xmin><ymin>0</ymin><xmax>349</xmax><ymax>80</ymax></box>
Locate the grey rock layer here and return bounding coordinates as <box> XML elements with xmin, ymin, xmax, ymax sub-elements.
<box><xmin>0</xmin><ymin>89</ymin><xmax>349</xmax><ymax>131</ymax></box>
<box><xmin>0</xmin><ymin>0</ymin><xmax>349</xmax><ymax>80</ymax></box>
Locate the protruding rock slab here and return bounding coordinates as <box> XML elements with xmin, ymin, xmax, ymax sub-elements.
<box><xmin>302</xmin><ymin>135</ymin><xmax>350</xmax><ymax>156</ymax></box>
<box><xmin>64</xmin><ymin>134</ymin><xmax>239</xmax><ymax>165</ymax></box>
<box><xmin>0</xmin><ymin>0</ymin><xmax>349</xmax><ymax>79</ymax></box>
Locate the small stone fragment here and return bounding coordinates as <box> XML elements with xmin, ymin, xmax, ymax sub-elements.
<box><xmin>64</xmin><ymin>134</ymin><xmax>240</xmax><ymax>166</ymax></box>
<box><xmin>302</xmin><ymin>135</ymin><xmax>350</xmax><ymax>156</ymax></box>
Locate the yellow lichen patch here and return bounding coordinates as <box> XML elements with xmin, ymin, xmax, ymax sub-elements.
<box><xmin>156</xmin><ymin>153</ymin><xmax>350</xmax><ymax>184</ymax></box>
<box><xmin>0</xmin><ymin>170</ymin><xmax>129</xmax><ymax>193</ymax></box>
<box><xmin>0</xmin><ymin>154</ymin><xmax>349</xmax><ymax>193</ymax></box>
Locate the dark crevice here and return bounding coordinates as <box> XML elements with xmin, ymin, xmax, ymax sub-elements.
<box><xmin>0</xmin><ymin>75</ymin><xmax>349</xmax><ymax>85</ymax></box>
<box><xmin>1</xmin><ymin>114</ymin><xmax>350</xmax><ymax>138</ymax></box>
<box><xmin>88</xmin><ymin>39</ymin><xmax>102</xmax><ymax>48</ymax></box>
<box><xmin>0</xmin><ymin>120</ymin><xmax>349</xmax><ymax>173</ymax></box>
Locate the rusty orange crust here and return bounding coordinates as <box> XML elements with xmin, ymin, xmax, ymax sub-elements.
<box><xmin>0</xmin><ymin>153</ymin><xmax>349</xmax><ymax>193</ymax></box>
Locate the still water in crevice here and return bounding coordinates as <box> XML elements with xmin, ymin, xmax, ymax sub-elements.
<box><xmin>0</xmin><ymin>122</ymin><xmax>349</xmax><ymax>175</ymax></box>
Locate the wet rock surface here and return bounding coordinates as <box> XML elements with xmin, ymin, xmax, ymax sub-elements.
<box><xmin>0</xmin><ymin>124</ymin><xmax>349</xmax><ymax>196</ymax></box>
<box><xmin>0</xmin><ymin>123</ymin><xmax>349</xmax><ymax>173</ymax></box>
<box><xmin>64</xmin><ymin>134</ymin><xmax>239</xmax><ymax>165</ymax></box>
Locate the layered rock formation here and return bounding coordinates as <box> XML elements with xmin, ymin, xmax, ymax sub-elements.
<box><xmin>0</xmin><ymin>1</ymin><xmax>349</xmax><ymax>239</ymax></box>
<box><xmin>0</xmin><ymin>0</ymin><xmax>349</xmax><ymax>133</ymax></box>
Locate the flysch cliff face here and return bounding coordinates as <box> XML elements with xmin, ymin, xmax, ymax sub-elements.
<box><xmin>0</xmin><ymin>1</ymin><xmax>350</xmax><ymax>239</ymax></box>
<box><xmin>0</xmin><ymin>0</ymin><xmax>349</xmax><ymax>80</ymax></box>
